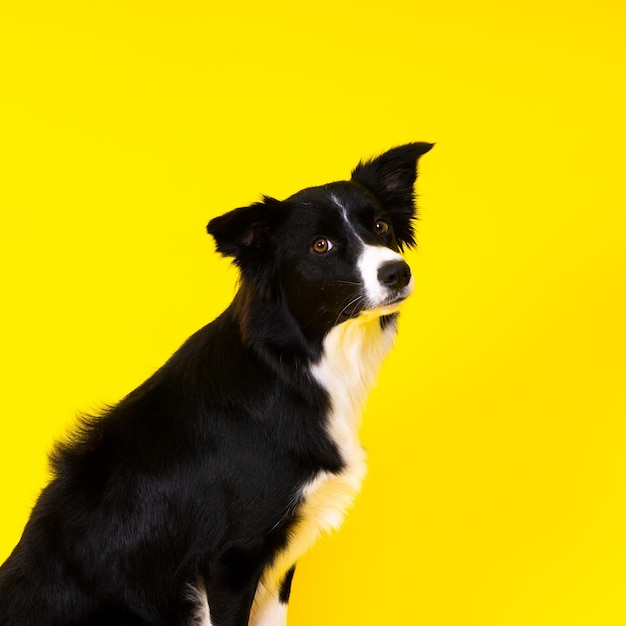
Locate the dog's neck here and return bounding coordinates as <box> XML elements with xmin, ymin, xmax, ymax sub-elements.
<box><xmin>311</xmin><ymin>312</ymin><xmax>399</xmax><ymax>431</ymax></box>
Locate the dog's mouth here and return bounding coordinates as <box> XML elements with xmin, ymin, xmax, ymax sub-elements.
<box><xmin>339</xmin><ymin>291</ymin><xmax>411</xmax><ymax>321</ymax></box>
<box><xmin>366</xmin><ymin>293</ymin><xmax>411</xmax><ymax>316</ymax></box>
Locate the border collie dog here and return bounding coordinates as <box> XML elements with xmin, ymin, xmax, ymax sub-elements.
<box><xmin>0</xmin><ymin>143</ymin><xmax>432</xmax><ymax>626</ymax></box>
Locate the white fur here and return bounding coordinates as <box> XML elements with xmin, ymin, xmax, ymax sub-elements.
<box><xmin>188</xmin><ymin>577</ymin><xmax>212</xmax><ymax>626</ymax></box>
<box><xmin>330</xmin><ymin>193</ymin><xmax>359</xmax><ymax>239</ymax></box>
<box><xmin>249</xmin><ymin>587</ymin><xmax>288</xmax><ymax>626</ymax></box>
<box><xmin>249</xmin><ymin>308</ymin><xmax>400</xmax><ymax>625</ymax></box>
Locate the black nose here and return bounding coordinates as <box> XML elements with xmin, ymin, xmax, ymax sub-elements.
<box><xmin>378</xmin><ymin>260</ymin><xmax>411</xmax><ymax>291</ymax></box>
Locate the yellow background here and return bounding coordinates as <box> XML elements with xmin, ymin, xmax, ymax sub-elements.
<box><xmin>1</xmin><ymin>1</ymin><xmax>625</xmax><ymax>624</ymax></box>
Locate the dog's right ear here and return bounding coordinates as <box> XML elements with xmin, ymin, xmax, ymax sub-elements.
<box><xmin>351</xmin><ymin>142</ymin><xmax>434</xmax><ymax>250</ymax></box>
<box><xmin>207</xmin><ymin>196</ymin><xmax>283</xmax><ymax>261</ymax></box>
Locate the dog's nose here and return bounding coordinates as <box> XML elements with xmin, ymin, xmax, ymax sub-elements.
<box><xmin>378</xmin><ymin>260</ymin><xmax>411</xmax><ymax>291</ymax></box>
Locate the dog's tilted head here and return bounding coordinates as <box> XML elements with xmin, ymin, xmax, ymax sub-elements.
<box><xmin>207</xmin><ymin>142</ymin><xmax>433</xmax><ymax>353</ymax></box>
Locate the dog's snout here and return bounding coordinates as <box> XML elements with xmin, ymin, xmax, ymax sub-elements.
<box><xmin>378</xmin><ymin>260</ymin><xmax>411</xmax><ymax>291</ymax></box>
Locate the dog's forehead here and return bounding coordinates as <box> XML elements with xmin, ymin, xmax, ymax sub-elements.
<box><xmin>286</xmin><ymin>181</ymin><xmax>378</xmax><ymax>218</ymax></box>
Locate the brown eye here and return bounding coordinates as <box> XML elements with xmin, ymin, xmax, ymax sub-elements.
<box><xmin>375</xmin><ymin>219</ymin><xmax>390</xmax><ymax>235</ymax></box>
<box><xmin>311</xmin><ymin>237</ymin><xmax>334</xmax><ymax>254</ymax></box>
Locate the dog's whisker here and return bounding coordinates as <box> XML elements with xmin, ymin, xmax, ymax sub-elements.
<box><xmin>334</xmin><ymin>293</ymin><xmax>365</xmax><ymax>326</ymax></box>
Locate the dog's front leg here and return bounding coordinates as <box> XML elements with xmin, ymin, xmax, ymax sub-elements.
<box><xmin>248</xmin><ymin>565</ymin><xmax>295</xmax><ymax>626</ymax></box>
<box><xmin>195</xmin><ymin>550</ymin><xmax>264</xmax><ymax>626</ymax></box>
<box><xmin>198</xmin><ymin>577</ymin><xmax>257</xmax><ymax>626</ymax></box>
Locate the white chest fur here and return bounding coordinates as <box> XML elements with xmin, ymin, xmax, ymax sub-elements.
<box><xmin>306</xmin><ymin>312</ymin><xmax>399</xmax><ymax>533</ymax></box>
<box><xmin>249</xmin><ymin>314</ymin><xmax>398</xmax><ymax>623</ymax></box>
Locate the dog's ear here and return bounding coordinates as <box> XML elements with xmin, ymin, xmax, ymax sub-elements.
<box><xmin>207</xmin><ymin>196</ymin><xmax>284</xmax><ymax>262</ymax></box>
<box><xmin>351</xmin><ymin>142</ymin><xmax>434</xmax><ymax>249</ymax></box>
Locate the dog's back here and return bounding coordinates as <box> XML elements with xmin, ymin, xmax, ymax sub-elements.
<box><xmin>0</xmin><ymin>143</ymin><xmax>432</xmax><ymax>626</ymax></box>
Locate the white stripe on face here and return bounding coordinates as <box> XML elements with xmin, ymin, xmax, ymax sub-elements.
<box><xmin>331</xmin><ymin>191</ymin><xmax>413</xmax><ymax>311</ymax></box>
<box><xmin>330</xmin><ymin>193</ymin><xmax>358</xmax><ymax>236</ymax></box>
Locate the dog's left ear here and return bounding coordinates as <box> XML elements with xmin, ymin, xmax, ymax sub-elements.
<box><xmin>207</xmin><ymin>196</ymin><xmax>283</xmax><ymax>263</ymax></box>
<box><xmin>351</xmin><ymin>142</ymin><xmax>434</xmax><ymax>249</ymax></box>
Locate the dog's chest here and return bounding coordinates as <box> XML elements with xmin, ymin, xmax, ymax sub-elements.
<box><xmin>257</xmin><ymin>317</ymin><xmax>397</xmax><ymax>594</ymax></box>
<box><xmin>302</xmin><ymin>316</ymin><xmax>397</xmax><ymax>533</ymax></box>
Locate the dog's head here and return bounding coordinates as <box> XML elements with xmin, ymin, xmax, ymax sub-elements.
<box><xmin>207</xmin><ymin>143</ymin><xmax>433</xmax><ymax>348</ymax></box>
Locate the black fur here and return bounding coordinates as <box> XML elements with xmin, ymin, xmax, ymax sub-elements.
<box><xmin>0</xmin><ymin>143</ymin><xmax>432</xmax><ymax>626</ymax></box>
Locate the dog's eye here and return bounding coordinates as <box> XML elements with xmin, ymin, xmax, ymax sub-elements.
<box><xmin>374</xmin><ymin>219</ymin><xmax>390</xmax><ymax>236</ymax></box>
<box><xmin>311</xmin><ymin>237</ymin><xmax>334</xmax><ymax>254</ymax></box>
